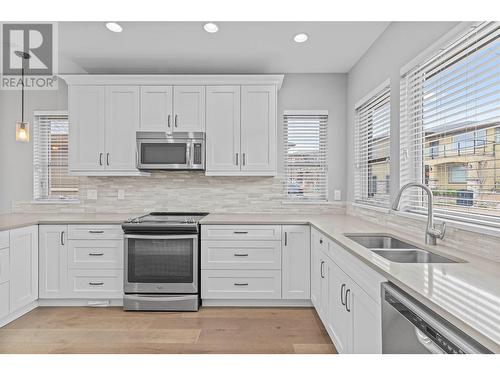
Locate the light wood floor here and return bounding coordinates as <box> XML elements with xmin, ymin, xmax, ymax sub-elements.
<box><xmin>0</xmin><ymin>306</ymin><xmax>336</xmax><ymax>354</ymax></box>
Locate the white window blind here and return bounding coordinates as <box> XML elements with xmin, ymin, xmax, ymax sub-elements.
<box><xmin>400</xmin><ymin>21</ymin><xmax>500</xmax><ymax>228</ymax></box>
<box><xmin>354</xmin><ymin>85</ymin><xmax>391</xmax><ymax>206</ymax></box>
<box><xmin>283</xmin><ymin>111</ymin><xmax>328</xmax><ymax>201</ymax></box>
<box><xmin>33</xmin><ymin>112</ymin><xmax>79</xmax><ymax>201</ymax></box>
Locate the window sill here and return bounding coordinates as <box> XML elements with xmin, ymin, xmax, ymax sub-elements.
<box><xmin>351</xmin><ymin>202</ymin><xmax>391</xmax><ymax>213</ymax></box>
<box><xmin>31</xmin><ymin>199</ymin><xmax>81</xmax><ymax>205</ymax></box>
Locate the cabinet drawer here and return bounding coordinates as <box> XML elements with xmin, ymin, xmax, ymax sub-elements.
<box><xmin>202</xmin><ymin>225</ymin><xmax>281</xmax><ymax>240</ymax></box>
<box><xmin>68</xmin><ymin>240</ymin><xmax>123</xmax><ymax>269</ymax></box>
<box><xmin>0</xmin><ymin>282</ymin><xmax>9</xmax><ymax>319</ymax></box>
<box><xmin>67</xmin><ymin>269</ymin><xmax>123</xmax><ymax>297</ymax></box>
<box><xmin>202</xmin><ymin>240</ymin><xmax>281</xmax><ymax>270</ymax></box>
<box><xmin>0</xmin><ymin>231</ymin><xmax>8</xmax><ymax>250</ymax></box>
<box><xmin>202</xmin><ymin>270</ymin><xmax>281</xmax><ymax>299</ymax></box>
<box><xmin>0</xmin><ymin>248</ymin><xmax>9</xmax><ymax>284</ymax></box>
<box><xmin>68</xmin><ymin>225</ymin><xmax>123</xmax><ymax>240</ymax></box>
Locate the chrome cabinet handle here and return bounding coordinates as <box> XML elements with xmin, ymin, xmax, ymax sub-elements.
<box><xmin>89</xmin><ymin>230</ymin><xmax>104</xmax><ymax>234</ymax></box>
<box><xmin>106</xmin><ymin>153</ymin><xmax>110</xmax><ymax>166</ymax></box>
<box><xmin>168</xmin><ymin>114</ymin><xmax>171</xmax><ymax>128</ymax></box>
<box><xmin>319</xmin><ymin>239</ymin><xmax>323</xmax><ymax>244</ymax></box>
<box><xmin>340</xmin><ymin>283</ymin><xmax>346</xmax><ymax>306</ymax></box>
<box><xmin>345</xmin><ymin>289</ymin><xmax>351</xmax><ymax>312</ymax></box>
<box><xmin>320</xmin><ymin>261</ymin><xmax>325</xmax><ymax>278</ymax></box>
<box><xmin>60</xmin><ymin>231</ymin><xmax>65</xmax><ymax>246</ymax></box>
<box><xmin>99</xmin><ymin>153</ymin><xmax>103</xmax><ymax>166</ymax></box>
<box><xmin>89</xmin><ymin>252</ymin><xmax>104</xmax><ymax>256</ymax></box>
<box><xmin>175</xmin><ymin>114</ymin><xmax>178</xmax><ymax>127</ymax></box>
<box><xmin>89</xmin><ymin>282</ymin><xmax>104</xmax><ymax>286</ymax></box>
<box><xmin>233</xmin><ymin>231</ymin><xmax>248</xmax><ymax>234</ymax></box>
<box><xmin>234</xmin><ymin>283</ymin><xmax>248</xmax><ymax>286</ymax></box>
<box><xmin>284</xmin><ymin>232</ymin><xmax>288</xmax><ymax>246</ymax></box>
<box><xmin>242</xmin><ymin>153</ymin><xmax>246</xmax><ymax>165</ymax></box>
<box><xmin>235</xmin><ymin>153</ymin><xmax>239</xmax><ymax>166</ymax></box>
<box><xmin>234</xmin><ymin>253</ymin><xmax>249</xmax><ymax>257</ymax></box>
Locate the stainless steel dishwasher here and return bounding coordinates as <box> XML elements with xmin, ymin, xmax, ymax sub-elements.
<box><xmin>381</xmin><ymin>282</ymin><xmax>492</xmax><ymax>354</ymax></box>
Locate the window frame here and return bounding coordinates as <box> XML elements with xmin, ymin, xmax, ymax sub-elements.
<box><xmin>354</xmin><ymin>79</ymin><xmax>391</xmax><ymax>208</ymax></box>
<box><xmin>33</xmin><ymin>110</ymin><xmax>79</xmax><ymax>202</ymax></box>
<box><xmin>399</xmin><ymin>21</ymin><xmax>500</xmax><ymax>229</ymax></box>
<box><xmin>283</xmin><ymin>110</ymin><xmax>328</xmax><ymax>203</ymax></box>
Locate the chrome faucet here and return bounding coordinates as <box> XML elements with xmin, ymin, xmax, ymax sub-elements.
<box><xmin>392</xmin><ymin>182</ymin><xmax>446</xmax><ymax>245</ymax></box>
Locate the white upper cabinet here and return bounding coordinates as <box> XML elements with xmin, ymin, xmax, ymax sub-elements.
<box><xmin>140</xmin><ymin>86</ymin><xmax>173</xmax><ymax>132</ymax></box>
<box><xmin>282</xmin><ymin>225</ymin><xmax>310</xmax><ymax>299</ymax></box>
<box><xmin>240</xmin><ymin>85</ymin><xmax>277</xmax><ymax>174</ymax></box>
<box><xmin>9</xmin><ymin>226</ymin><xmax>38</xmax><ymax>312</ymax></box>
<box><xmin>173</xmin><ymin>86</ymin><xmax>205</xmax><ymax>132</ymax></box>
<box><xmin>206</xmin><ymin>86</ymin><xmax>241</xmax><ymax>173</ymax></box>
<box><xmin>105</xmin><ymin>86</ymin><xmax>140</xmax><ymax>172</ymax></box>
<box><xmin>69</xmin><ymin>85</ymin><xmax>105</xmax><ymax>172</ymax></box>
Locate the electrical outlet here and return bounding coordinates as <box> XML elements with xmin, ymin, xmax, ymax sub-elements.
<box><xmin>117</xmin><ymin>189</ymin><xmax>125</xmax><ymax>200</ymax></box>
<box><xmin>334</xmin><ymin>190</ymin><xmax>342</xmax><ymax>201</ymax></box>
<box><xmin>87</xmin><ymin>189</ymin><xmax>97</xmax><ymax>200</ymax></box>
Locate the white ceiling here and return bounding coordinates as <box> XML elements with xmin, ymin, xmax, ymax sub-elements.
<box><xmin>58</xmin><ymin>22</ymin><xmax>389</xmax><ymax>74</ymax></box>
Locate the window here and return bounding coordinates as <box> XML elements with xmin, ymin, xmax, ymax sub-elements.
<box><xmin>400</xmin><ymin>22</ymin><xmax>500</xmax><ymax>228</ymax></box>
<box><xmin>283</xmin><ymin>111</ymin><xmax>328</xmax><ymax>201</ymax></box>
<box><xmin>33</xmin><ymin>112</ymin><xmax>79</xmax><ymax>201</ymax></box>
<box><xmin>354</xmin><ymin>83</ymin><xmax>391</xmax><ymax>206</ymax></box>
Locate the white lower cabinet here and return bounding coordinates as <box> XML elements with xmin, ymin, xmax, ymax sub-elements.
<box><xmin>0</xmin><ymin>282</ymin><xmax>9</xmax><ymax>319</ymax></box>
<box><xmin>310</xmin><ymin>228</ymin><xmax>384</xmax><ymax>354</ymax></box>
<box><xmin>282</xmin><ymin>225</ymin><xmax>310</xmax><ymax>299</ymax></box>
<box><xmin>202</xmin><ymin>270</ymin><xmax>281</xmax><ymax>299</ymax></box>
<box><xmin>38</xmin><ymin>224</ymin><xmax>123</xmax><ymax>300</ymax></box>
<box><xmin>9</xmin><ymin>226</ymin><xmax>38</xmax><ymax>312</ymax></box>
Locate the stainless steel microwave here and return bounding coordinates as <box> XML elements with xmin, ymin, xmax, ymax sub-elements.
<box><xmin>136</xmin><ymin>132</ymin><xmax>205</xmax><ymax>170</ymax></box>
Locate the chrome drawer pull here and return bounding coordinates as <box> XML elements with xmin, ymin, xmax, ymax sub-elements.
<box><xmin>340</xmin><ymin>283</ymin><xmax>346</xmax><ymax>306</ymax></box>
<box><xmin>234</xmin><ymin>253</ymin><xmax>249</xmax><ymax>257</ymax></box>
<box><xmin>89</xmin><ymin>252</ymin><xmax>104</xmax><ymax>256</ymax></box>
<box><xmin>234</xmin><ymin>283</ymin><xmax>248</xmax><ymax>286</ymax></box>
<box><xmin>89</xmin><ymin>230</ymin><xmax>104</xmax><ymax>234</ymax></box>
<box><xmin>345</xmin><ymin>289</ymin><xmax>351</xmax><ymax>312</ymax></box>
<box><xmin>233</xmin><ymin>231</ymin><xmax>248</xmax><ymax>234</ymax></box>
<box><xmin>89</xmin><ymin>282</ymin><xmax>104</xmax><ymax>286</ymax></box>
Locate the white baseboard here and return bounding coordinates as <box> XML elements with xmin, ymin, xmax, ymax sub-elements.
<box><xmin>0</xmin><ymin>301</ymin><xmax>38</xmax><ymax>328</ymax></box>
<box><xmin>38</xmin><ymin>298</ymin><xmax>123</xmax><ymax>307</ymax></box>
<box><xmin>201</xmin><ymin>299</ymin><xmax>313</xmax><ymax>307</ymax></box>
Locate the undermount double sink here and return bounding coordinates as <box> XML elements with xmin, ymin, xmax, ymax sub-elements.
<box><xmin>345</xmin><ymin>234</ymin><xmax>460</xmax><ymax>263</ymax></box>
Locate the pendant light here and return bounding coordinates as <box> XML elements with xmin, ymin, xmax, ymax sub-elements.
<box><xmin>15</xmin><ymin>50</ymin><xmax>31</xmax><ymax>142</ymax></box>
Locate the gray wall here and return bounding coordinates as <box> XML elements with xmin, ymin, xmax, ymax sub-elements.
<box><xmin>345</xmin><ymin>21</ymin><xmax>459</xmax><ymax>202</ymax></box>
<box><xmin>1</xmin><ymin>73</ymin><xmax>347</xmax><ymax>213</ymax></box>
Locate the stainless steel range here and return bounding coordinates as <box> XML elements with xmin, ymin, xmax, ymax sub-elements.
<box><xmin>122</xmin><ymin>212</ymin><xmax>208</xmax><ymax>311</ymax></box>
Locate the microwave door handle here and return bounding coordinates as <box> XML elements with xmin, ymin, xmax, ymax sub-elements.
<box><xmin>186</xmin><ymin>144</ymin><xmax>191</xmax><ymax>167</ymax></box>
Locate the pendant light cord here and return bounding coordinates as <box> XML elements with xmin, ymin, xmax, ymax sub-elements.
<box><xmin>21</xmin><ymin>65</ymin><xmax>24</xmax><ymax>123</ymax></box>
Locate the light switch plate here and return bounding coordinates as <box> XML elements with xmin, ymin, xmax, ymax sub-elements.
<box><xmin>334</xmin><ymin>190</ymin><xmax>342</xmax><ymax>201</ymax></box>
<box><xmin>117</xmin><ymin>189</ymin><xmax>125</xmax><ymax>200</ymax></box>
<box><xmin>87</xmin><ymin>189</ymin><xmax>97</xmax><ymax>200</ymax></box>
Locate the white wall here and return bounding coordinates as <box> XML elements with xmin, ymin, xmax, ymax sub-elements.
<box><xmin>345</xmin><ymin>21</ymin><xmax>460</xmax><ymax>202</ymax></box>
<box><xmin>0</xmin><ymin>73</ymin><xmax>346</xmax><ymax>213</ymax></box>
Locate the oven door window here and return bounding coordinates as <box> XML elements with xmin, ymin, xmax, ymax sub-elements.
<box><xmin>141</xmin><ymin>143</ymin><xmax>187</xmax><ymax>165</ymax></box>
<box><xmin>128</xmin><ymin>238</ymin><xmax>194</xmax><ymax>283</ymax></box>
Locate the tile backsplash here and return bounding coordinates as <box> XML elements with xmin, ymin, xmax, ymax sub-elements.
<box><xmin>13</xmin><ymin>171</ymin><xmax>344</xmax><ymax>215</ymax></box>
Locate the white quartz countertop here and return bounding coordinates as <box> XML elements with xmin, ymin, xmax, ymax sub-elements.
<box><xmin>1</xmin><ymin>211</ymin><xmax>499</xmax><ymax>352</ymax></box>
<box><xmin>201</xmin><ymin>213</ymin><xmax>500</xmax><ymax>353</ymax></box>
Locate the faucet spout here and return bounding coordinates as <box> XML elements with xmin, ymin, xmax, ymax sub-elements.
<box><xmin>392</xmin><ymin>182</ymin><xmax>446</xmax><ymax>245</ymax></box>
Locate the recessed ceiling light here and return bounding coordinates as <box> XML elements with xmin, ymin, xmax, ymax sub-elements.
<box><xmin>294</xmin><ymin>33</ymin><xmax>308</xmax><ymax>43</ymax></box>
<box><xmin>105</xmin><ymin>22</ymin><xmax>123</xmax><ymax>33</ymax></box>
<box><xmin>203</xmin><ymin>22</ymin><xmax>219</xmax><ymax>33</ymax></box>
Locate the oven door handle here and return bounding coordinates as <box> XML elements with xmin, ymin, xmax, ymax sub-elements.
<box><xmin>124</xmin><ymin>234</ymin><xmax>198</xmax><ymax>240</ymax></box>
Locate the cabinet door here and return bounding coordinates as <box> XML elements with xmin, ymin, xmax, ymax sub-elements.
<box><xmin>282</xmin><ymin>225</ymin><xmax>310</xmax><ymax>299</ymax></box>
<box><xmin>173</xmin><ymin>86</ymin><xmax>205</xmax><ymax>132</ymax></box>
<box><xmin>69</xmin><ymin>86</ymin><xmax>105</xmax><ymax>171</ymax></box>
<box><xmin>206</xmin><ymin>86</ymin><xmax>241</xmax><ymax>173</ymax></box>
<box><xmin>9</xmin><ymin>226</ymin><xmax>38</xmax><ymax>312</ymax></box>
<box><xmin>351</xmin><ymin>282</ymin><xmax>382</xmax><ymax>353</ymax></box>
<box><xmin>140</xmin><ymin>86</ymin><xmax>173</xmax><ymax>133</ymax></box>
<box><xmin>0</xmin><ymin>282</ymin><xmax>8</xmax><ymax>319</ymax></box>
<box><xmin>105</xmin><ymin>86</ymin><xmax>140</xmax><ymax>171</ymax></box>
<box><xmin>310</xmin><ymin>231</ymin><xmax>321</xmax><ymax>310</ymax></box>
<box><xmin>327</xmin><ymin>259</ymin><xmax>352</xmax><ymax>354</ymax></box>
<box><xmin>240</xmin><ymin>85</ymin><xmax>277</xmax><ymax>174</ymax></box>
<box><xmin>39</xmin><ymin>225</ymin><xmax>68</xmax><ymax>298</ymax></box>
<box><xmin>319</xmin><ymin>255</ymin><xmax>329</xmax><ymax>322</ymax></box>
